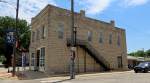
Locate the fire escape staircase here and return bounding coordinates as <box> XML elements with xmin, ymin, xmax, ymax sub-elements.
<box><xmin>67</xmin><ymin>38</ymin><xmax>110</xmax><ymax>71</ymax></box>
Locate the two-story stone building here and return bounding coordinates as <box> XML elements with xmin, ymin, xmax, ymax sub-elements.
<box><xmin>29</xmin><ymin>4</ymin><xmax>128</xmax><ymax>75</ymax></box>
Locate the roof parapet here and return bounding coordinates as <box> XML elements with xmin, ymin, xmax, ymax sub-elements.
<box><xmin>110</xmin><ymin>20</ymin><xmax>115</xmax><ymax>28</ymax></box>
<box><xmin>80</xmin><ymin>10</ymin><xmax>85</xmax><ymax>17</ymax></box>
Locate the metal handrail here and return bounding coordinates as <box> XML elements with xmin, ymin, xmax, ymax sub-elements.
<box><xmin>67</xmin><ymin>38</ymin><xmax>110</xmax><ymax>70</ymax></box>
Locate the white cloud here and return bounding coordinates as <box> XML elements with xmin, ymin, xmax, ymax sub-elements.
<box><xmin>122</xmin><ymin>0</ymin><xmax>149</xmax><ymax>7</ymax></box>
<box><xmin>0</xmin><ymin>0</ymin><xmax>114</xmax><ymax>22</ymax></box>
<box><xmin>77</xmin><ymin>0</ymin><xmax>113</xmax><ymax>15</ymax></box>
<box><xmin>0</xmin><ymin>0</ymin><xmax>56</xmax><ymax>23</ymax></box>
<box><xmin>1</xmin><ymin>0</ymin><xmax>149</xmax><ymax>23</ymax></box>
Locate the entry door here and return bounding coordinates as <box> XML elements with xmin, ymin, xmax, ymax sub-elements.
<box><xmin>39</xmin><ymin>48</ymin><xmax>45</xmax><ymax>71</ymax></box>
<box><xmin>36</xmin><ymin>50</ymin><xmax>40</xmax><ymax>71</ymax></box>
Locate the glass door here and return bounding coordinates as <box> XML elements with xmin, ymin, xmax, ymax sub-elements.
<box><xmin>39</xmin><ymin>48</ymin><xmax>45</xmax><ymax>71</ymax></box>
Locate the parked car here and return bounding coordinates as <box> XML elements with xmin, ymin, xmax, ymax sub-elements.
<box><xmin>134</xmin><ymin>62</ymin><xmax>150</xmax><ymax>73</ymax></box>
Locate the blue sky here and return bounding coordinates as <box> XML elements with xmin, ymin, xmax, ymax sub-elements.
<box><xmin>0</xmin><ymin>0</ymin><xmax>150</xmax><ymax>53</ymax></box>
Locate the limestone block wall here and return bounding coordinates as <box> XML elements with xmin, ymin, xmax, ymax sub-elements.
<box><xmin>29</xmin><ymin>5</ymin><xmax>128</xmax><ymax>74</ymax></box>
<box><xmin>48</xmin><ymin>5</ymin><xmax>128</xmax><ymax>70</ymax></box>
<box><xmin>75</xmin><ymin>46</ymin><xmax>103</xmax><ymax>73</ymax></box>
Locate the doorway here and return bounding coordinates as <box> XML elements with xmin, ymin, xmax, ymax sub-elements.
<box><xmin>39</xmin><ymin>48</ymin><xmax>45</xmax><ymax>71</ymax></box>
<box><xmin>35</xmin><ymin>50</ymin><xmax>40</xmax><ymax>71</ymax></box>
<box><xmin>117</xmin><ymin>56</ymin><xmax>123</xmax><ymax>68</ymax></box>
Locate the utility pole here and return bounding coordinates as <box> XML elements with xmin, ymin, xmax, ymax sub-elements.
<box><xmin>0</xmin><ymin>0</ymin><xmax>19</xmax><ymax>76</ymax></box>
<box><xmin>12</xmin><ymin>0</ymin><xmax>19</xmax><ymax>77</ymax></box>
<box><xmin>70</xmin><ymin>0</ymin><xmax>76</xmax><ymax>79</ymax></box>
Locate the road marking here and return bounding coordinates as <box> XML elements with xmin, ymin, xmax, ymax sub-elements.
<box><xmin>40</xmin><ymin>80</ymin><xmax>60</xmax><ymax>83</ymax></box>
<box><xmin>61</xmin><ymin>82</ymin><xmax>71</xmax><ymax>83</ymax></box>
<box><xmin>40</xmin><ymin>80</ymin><xmax>71</xmax><ymax>83</ymax></box>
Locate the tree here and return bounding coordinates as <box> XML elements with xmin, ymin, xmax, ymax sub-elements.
<box><xmin>0</xmin><ymin>16</ymin><xmax>30</xmax><ymax>55</ymax></box>
<box><xmin>135</xmin><ymin>50</ymin><xmax>145</xmax><ymax>57</ymax></box>
<box><xmin>145</xmin><ymin>49</ymin><xmax>150</xmax><ymax>57</ymax></box>
<box><xmin>128</xmin><ymin>52</ymin><xmax>135</xmax><ymax>56</ymax></box>
<box><xmin>128</xmin><ymin>50</ymin><xmax>145</xmax><ymax>57</ymax></box>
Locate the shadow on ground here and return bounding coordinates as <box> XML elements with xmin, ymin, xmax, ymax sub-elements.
<box><xmin>17</xmin><ymin>71</ymin><xmax>49</xmax><ymax>80</ymax></box>
<box><xmin>16</xmin><ymin>70</ymin><xmax>128</xmax><ymax>80</ymax></box>
<box><xmin>16</xmin><ymin>70</ymin><xmax>69</xmax><ymax>80</ymax></box>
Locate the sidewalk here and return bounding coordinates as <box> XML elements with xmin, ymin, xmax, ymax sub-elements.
<box><xmin>36</xmin><ymin>70</ymin><xmax>133</xmax><ymax>83</ymax></box>
<box><xmin>0</xmin><ymin>67</ymin><xmax>18</xmax><ymax>80</ymax></box>
<box><xmin>19</xmin><ymin>70</ymin><xmax>132</xmax><ymax>80</ymax></box>
<box><xmin>0</xmin><ymin>66</ymin><xmax>132</xmax><ymax>81</ymax></box>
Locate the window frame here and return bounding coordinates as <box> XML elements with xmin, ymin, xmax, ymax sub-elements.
<box><xmin>99</xmin><ymin>32</ymin><xmax>103</xmax><ymax>44</ymax></box>
<box><xmin>32</xmin><ymin>31</ymin><xmax>35</xmax><ymax>42</ymax></box>
<box><xmin>31</xmin><ymin>53</ymin><xmax>35</xmax><ymax>66</ymax></box>
<box><xmin>117</xmin><ymin>56</ymin><xmax>123</xmax><ymax>68</ymax></box>
<box><xmin>109</xmin><ymin>33</ymin><xmax>112</xmax><ymax>44</ymax></box>
<box><xmin>58</xmin><ymin>24</ymin><xmax>64</xmax><ymax>39</ymax></box>
<box><xmin>36</xmin><ymin>29</ymin><xmax>40</xmax><ymax>40</ymax></box>
<box><xmin>117</xmin><ymin>34</ymin><xmax>121</xmax><ymax>47</ymax></box>
<box><xmin>40</xmin><ymin>47</ymin><xmax>45</xmax><ymax>67</ymax></box>
<box><xmin>87</xmin><ymin>31</ymin><xmax>92</xmax><ymax>41</ymax></box>
<box><xmin>41</xmin><ymin>25</ymin><xmax>46</xmax><ymax>39</ymax></box>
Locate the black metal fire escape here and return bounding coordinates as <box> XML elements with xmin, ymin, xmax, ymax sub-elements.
<box><xmin>67</xmin><ymin>38</ymin><xmax>110</xmax><ymax>71</ymax></box>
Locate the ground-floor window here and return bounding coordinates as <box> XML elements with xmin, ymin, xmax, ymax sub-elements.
<box><xmin>117</xmin><ymin>56</ymin><xmax>123</xmax><ymax>68</ymax></box>
<box><xmin>31</xmin><ymin>53</ymin><xmax>35</xmax><ymax>66</ymax></box>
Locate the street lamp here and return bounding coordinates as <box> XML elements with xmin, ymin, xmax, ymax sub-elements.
<box><xmin>0</xmin><ymin>0</ymin><xmax>20</xmax><ymax>77</ymax></box>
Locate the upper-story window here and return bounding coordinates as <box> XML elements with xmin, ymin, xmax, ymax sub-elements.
<box><xmin>36</xmin><ymin>29</ymin><xmax>40</xmax><ymax>40</ymax></box>
<box><xmin>117</xmin><ymin>35</ymin><xmax>120</xmax><ymax>47</ymax></box>
<box><xmin>87</xmin><ymin>31</ymin><xmax>92</xmax><ymax>41</ymax></box>
<box><xmin>109</xmin><ymin>33</ymin><xmax>112</xmax><ymax>44</ymax></box>
<box><xmin>32</xmin><ymin>31</ymin><xmax>35</xmax><ymax>42</ymax></box>
<box><xmin>58</xmin><ymin>24</ymin><xmax>64</xmax><ymax>39</ymax></box>
<box><xmin>99</xmin><ymin>32</ymin><xmax>103</xmax><ymax>44</ymax></box>
<box><xmin>41</xmin><ymin>25</ymin><xmax>46</xmax><ymax>39</ymax></box>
